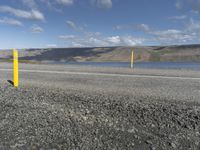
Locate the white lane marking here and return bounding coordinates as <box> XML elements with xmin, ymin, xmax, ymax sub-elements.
<box><xmin>0</xmin><ymin>68</ymin><xmax>200</xmax><ymax>80</ymax></box>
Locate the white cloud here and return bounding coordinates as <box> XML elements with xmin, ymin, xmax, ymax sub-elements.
<box><xmin>66</xmin><ymin>20</ymin><xmax>84</xmax><ymax>31</ymax></box>
<box><xmin>66</xmin><ymin>20</ymin><xmax>77</xmax><ymax>30</ymax></box>
<box><xmin>56</xmin><ymin>0</ymin><xmax>74</xmax><ymax>5</ymax></box>
<box><xmin>91</xmin><ymin>0</ymin><xmax>113</xmax><ymax>9</ymax></box>
<box><xmin>115</xmin><ymin>19</ymin><xmax>200</xmax><ymax>44</ymax></box>
<box><xmin>31</xmin><ymin>25</ymin><xmax>43</xmax><ymax>33</ymax></box>
<box><xmin>175</xmin><ymin>0</ymin><xmax>200</xmax><ymax>13</ymax></box>
<box><xmin>168</xmin><ymin>15</ymin><xmax>187</xmax><ymax>20</ymax></box>
<box><xmin>0</xmin><ymin>18</ymin><xmax>23</xmax><ymax>26</ymax></box>
<box><xmin>59</xmin><ymin>33</ymin><xmax>145</xmax><ymax>47</ymax></box>
<box><xmin>151</xmin><ymin>29</ymin><xmax>182</xmax><ymax>36</ymax></box>
<box><xmin>136</xmin><ymin>24</ymin><xmax>150</xmax><ymax>32</ymax></box>
<box><xmin>114</xmin><ymin>23</ymin><xmax>150</xmax><ymax>32</ymax></box>
<box><xmin>186</xmin><ymin>19</ymin><xmax>200</xmax><ymax>32</ymax></box>
<box><xmin>143</xmin><ymin>19</ymin><xmax>200</xmax><ymax>44</ymax></box>
<box><xmin>149</xmin><ymin>29</ymin><xmax>192</xmax><ymax>44</ymax></box>
<box><xmin>120</xmin><ymin>36</ymin><xmax>144</xmax><ymax>46</ymax></box>
<box><xmin>107</xmin><ymin>36</ymin><xmax>121</xmax><ymax>44</ymax></box>
<box><xmin>0</xmin><ymin>6</ymin><xmax>45</xmax><ymax>21</ymax></box>
<box><xmin>21</xmin><ymin>0</ymin><xmax>37</xmax><ymax>8</ymax></box>
<box><xmin>59</xmin><ymin>35</ymin><xmax>76</xmax><ymax>39</ymax></box>
<box><xmin>106</xmin><ymin>35</ymin><xmax>142</xmax><ymax>46</ymax></box>
<box><xmin>85</xmin><ymin>31</ymin><xmax>101</xmax><ymax>37</ymax></box>
<box><xmin>190</xmin><ymin>0</ymin><xmax>200</xmax><ymax>13</ymax></box>
<box><xmin>175</xmin><ymin>1</ymin><xmax>182</xmax><ymax>10</ymax></box>
<box><xmin>165</xmin><ymin>19</ymin><xmax>200</xmax><ymax>43</ymax></box>
<box><xmin>114</xmin><ymin>25</ymin><xmax>122</xmax><ymax>30</ymax></box>
<box><xmin>46</xmin><ymin>44</ymin><xmax>57</xmax><ymax>48</ymax></box>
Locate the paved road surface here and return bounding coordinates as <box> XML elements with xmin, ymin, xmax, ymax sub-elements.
<box><xmin>1</xmin><ymin>62</ymin><xmax>200</xmax><ymax>102</ymax></box>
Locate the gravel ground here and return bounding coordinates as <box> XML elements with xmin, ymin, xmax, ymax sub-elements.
<box><xmin>0</xmin><ymin>63</ymin><xmax>200</xmax><ymax>149</ymax></box>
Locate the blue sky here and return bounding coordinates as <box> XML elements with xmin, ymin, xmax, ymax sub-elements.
<box><xmin>0</xmin><ymin>0</ymin><xmax>200</xmax><ymax>49</ymax></box>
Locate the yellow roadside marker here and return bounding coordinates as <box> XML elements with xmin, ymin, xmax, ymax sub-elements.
<box><xmin>13</xmin><ymin>49</ymin><xmax>19</xmax><ymax>87</ymax></box>
<box><xmin>130</xmin><ymin>49</ymin><xmax>134</xmax><ymax>69</ymax></box>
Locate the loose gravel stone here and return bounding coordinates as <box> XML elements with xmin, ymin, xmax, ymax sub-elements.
<box><xmin>0</xmin><ymin>63</ymin><xmax>199</xmax><ymax>149</ymax></box>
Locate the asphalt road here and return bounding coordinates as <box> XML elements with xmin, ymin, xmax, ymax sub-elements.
<box><xmin>0</xmin><ymin>63</ymin><xmax>200</xmax><ymax>149</ymax></box>
<box><xmin>1</xmin><ymin>62</ymin><xmax>200</xmax><ymax>102</ymax></box>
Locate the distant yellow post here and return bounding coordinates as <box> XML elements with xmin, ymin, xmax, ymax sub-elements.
<box><xmin>130</xmin><ymin>49</ymin><xmax>134</xmax><ymax>69</ymax></box>
<box><xmin>13</xmin><ymin>49</ymin><xmax>19</xmax><ymax>87</ymax></box>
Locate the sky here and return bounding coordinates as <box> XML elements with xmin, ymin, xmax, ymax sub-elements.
<box><xmin>0</xmin><ymin>0</ymin><xmax>200</xmax><ymax>49</ymax></box>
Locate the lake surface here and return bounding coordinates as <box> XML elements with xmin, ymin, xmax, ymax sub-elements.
<box><xmin>56</xmin><ymin>62</ymin><xmax>200</xmax><ymax>70</ymax></box>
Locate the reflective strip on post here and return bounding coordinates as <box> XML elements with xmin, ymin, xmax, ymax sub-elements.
<box><xmin>13</xmin><ymin>49</ymin><xmax>19</xmax><ymax>87</ymax></box>
<box><xmin>130</xmin><ymin>49</ymin><xmax>134</xmax><ymax>69</ymax></box>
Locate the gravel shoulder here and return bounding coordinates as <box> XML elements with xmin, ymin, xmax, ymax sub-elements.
<box><xmin>0</xmin><ymin>63</ymin><xmax>200</xmax><ymax>149</ymax></box>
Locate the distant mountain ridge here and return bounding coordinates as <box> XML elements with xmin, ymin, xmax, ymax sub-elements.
<box><xmin>1</xmin><ymin>44</ymin><xmax>200</xmax><ymax>62</ymax></box>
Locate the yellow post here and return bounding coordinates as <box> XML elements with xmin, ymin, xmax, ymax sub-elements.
<box><xmin>130</xmin><ymin>49</ymin><xmax>134</xmax><ymax>69</ymax></box>
<box><xmin>13</xmin><ymin>49</ymin><xmax>19</xmax><ymax>87</ymax></box>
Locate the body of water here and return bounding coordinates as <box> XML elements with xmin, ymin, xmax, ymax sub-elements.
<box><xmin>56</xmin><ymin>62</ymin><xmax>200</xmax><ymax>70</ymax></box>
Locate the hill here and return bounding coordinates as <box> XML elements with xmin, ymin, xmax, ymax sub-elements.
<box><xmin>1</xmin><ymin>44</ymin><xmax>200</xmax><ymax>62</ymax></box>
